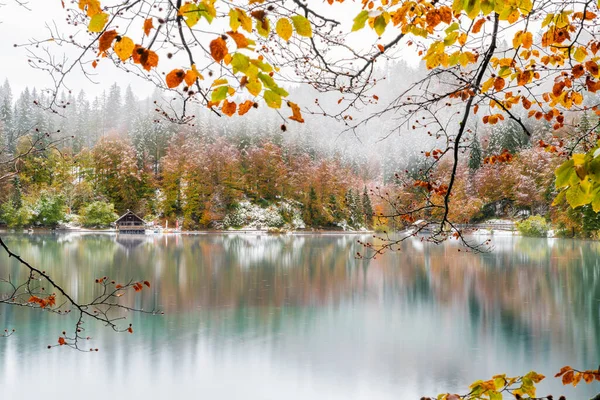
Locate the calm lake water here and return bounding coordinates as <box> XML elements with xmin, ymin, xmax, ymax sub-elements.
<box><xmin>0</xmin><ymin>233</ymin><xmax>599</xmax><ymax>399</ymax></box>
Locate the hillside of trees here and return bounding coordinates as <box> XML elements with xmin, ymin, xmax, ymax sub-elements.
<box><xmin>1</xmin><ymin>76</ymin><xmax>599</xmax><ymax>236</ymax></box>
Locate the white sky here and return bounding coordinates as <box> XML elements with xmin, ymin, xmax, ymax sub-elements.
<box><xmin>0</xmin><ymin>1</ymin><xmax>422</xmax><ymax>100</ymax></box>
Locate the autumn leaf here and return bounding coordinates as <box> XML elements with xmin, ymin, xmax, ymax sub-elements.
<box><xmin>562</xmin><ymin>370</ymin><xmax>575</xmax><ymax>385</ymax></box>
<box><xmin>114</xmin><ymin>36</ymin><xmax>134</xmax><ymax>62</ymax></box>
<box><xmin>275</xmin><ymin>18</ymin><xmax>293</xmax><ymax>41</ymax></box>
<box><xmin>238</xmin><ymin>100</ymin><xmax>254</xmax><ymax>116</ymax></box>
<box><xmin>58</xmin><ymin>337</ymin><xmax>66</xmax><ymax>346</ymax></box>
<box><xmin>352</xmin><ymin>10</ymin><xmax>369</xmax><ymax>31</ymax></box>
<box><xmin>143</xmin><ymin>280</ymin><xmax>150</xmax><ymax>288</ymax></box>
<box><xmin>210</xmin><ymin>37</ymin><xmax>228</xmax><ymax>63</ymax></box>
<box><xmin>288</xmin><ymin>101</ymin><xmax>304</xmax><ymax>123</ymax></box>
<box><xmin>264</xmin><ymin>90</ymin><xmax>282</xmax><ymax>108</ymax></box>
<box><xmin>127</xmin><ymin>326</ymin><xmax>133</xmax><ymax>334</ymax></box>
<box><xmin>166</xmin><ymin>69</ymin><xmax>185</xmax><ymax>88</ymax></box>
<box><xmin>227</xmin><ymin>31</ymin><xmax>249</xmax><ymax>49</ymax></box>
<box><xmin>143</xmin><ymin>18</ymin><xmax>154</xmax><ymax>36</ymax></box>
<box><xmin>222</xmin><ymin>100</ymin><xmax>237</xmax><ymax>116</ymax></box>
<box><xmin>291</xmin><ymin>15</ymin><xmax>312</xmax><ymax>37</ymax></box>
<box><xmin>98</xmin><ymin>30</ymin><xmax>118</xmax><ymax>55</ymax></box>
<box><xmin>184</xmin><ymin>65</ymin><xmax>202</xmax><ymax>86</ymax></box>
<box><xmin>472</xmin><ymin>18</ymin><xmax>485</xmax><ymax>34</ymax></box>
<box><xmin>79</xmin><ymin>0</ymin><xmax>102</xmax><ymax>17</ymax></box>
<box><xmin>139</xmin><ymin>48</ymin><xmax>159</xmax><ymax>71</ymax></box>
<box><xmin>88</xmin><ymin>12</ymin><xmax>109</xmax><ymax>33</ymax></box>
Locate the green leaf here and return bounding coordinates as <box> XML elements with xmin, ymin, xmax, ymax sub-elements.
<box><xmin>264</xmin><ymin>90</ymin><xmax>282</xmax><ymax>108</ymax></box>
<box><xmin>291</xmin><ymin>15</ymin><xmax>312</xmax><ymax>37</ymax></box>
<box><xmin>489</xmin><ymin>392</ymin><xmax>502</xmax><ymax>400</ymax></box>
<box><xmin>374</xmin><ymin>15</ymin><xmax>387</xmax><ymax>37</ymax></box>
<box><xmin>211</xmin><ymin>86</ymin><xmax>229</xmax><ymax>102</ymax></box>
<box><xmin>256</xmin><ymin>18</ymin><xmax>270</xmax><ymax>38</ymax></box>
<box><xmin>231</xmin><ymin>53</ymin><xmax>250</xmax><ymax>74</ymax></box>
<box><xmin>352</xmin><ymin>11</ymin><xmax>369</xmax><ymax>31</ymax></box>
<box><xmin>591</xmin><ymin>187</ymin><xmax>600</xmax><ymax>212</ymax></box>
<box><xmin>566</xmin><ymin>182</ymin><xmax>591</xmax><ymax>208</ymax></box>
<box><xmin>555</xmin><ymin>159</ymin><xmax>575</xmax><ymax>188</ymax></box>
<box><xmin>445</xmin><ymin>22</ymin><xmax>459</xmax><ymax>34</ymax></box>
<box><xmin>480</xmin><ymin>0</ymin><xmax>494</xmax><ymax>15</ymax></box>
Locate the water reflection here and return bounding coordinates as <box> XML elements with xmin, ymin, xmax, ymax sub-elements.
<box><xmin>0</xmin><ymin>233</ymin><xmax>599</xmax><ymax>399</ymax></box>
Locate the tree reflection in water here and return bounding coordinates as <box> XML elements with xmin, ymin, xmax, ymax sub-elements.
<box><xmin>0</xmin><ymin>233</ymin><xmax>598</xmax><ymax>399</ymax></box>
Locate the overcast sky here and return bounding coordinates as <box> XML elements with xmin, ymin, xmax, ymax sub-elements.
<box><xmin>0</xmin><ymin>1</ymin><xmax>421</xmax><ymax>100</ymax></box>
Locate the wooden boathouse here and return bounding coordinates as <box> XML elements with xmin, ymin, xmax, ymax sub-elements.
<box><xmin>115</xmin><ymin>210</ymin><xmax>146</xmax><ymax>234</ymax></box>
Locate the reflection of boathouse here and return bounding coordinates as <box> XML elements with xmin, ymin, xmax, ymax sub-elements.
<box><xmin>115</xmin><ymin>210</ymin><xmax>146</xmax><ymax>234</ymax></box>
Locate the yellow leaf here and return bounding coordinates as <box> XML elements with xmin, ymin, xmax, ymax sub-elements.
<box><xmin>513</xmin><ymin>31</ymin><xmax>523</xmax><ymax>49</ymax></box>
<box><xmin>88</xmin><ymin>12</ymin><xmax>109</xmax><ymax>33</ymax></box>
<box><xmin>276</xmin><ymin>18</ymin><xmax>293</xmax><ymax>41</ymax></box>
<box><xmin>482</xmin><ymin>77</ymin><xmax>494</xmax><ymax>93</ymax></box>
<box><xmin>79</xmin><ymin>0</ymin><xmax>102</xmax><ymax>17</ymax></box>
<box><xmin>113</xmin><ymin>36</ymin><xmax>134</xmax><ymax>61</ymax></box>
<box><xmin>246</xmin><ymin>78</ymin><xmax>262</xmax><ymax>96</ymax></box>
<box><xmin>291</xmin><ymin>15</ymin><xmax>312</xmax><ymax>37</ymax></box>
<box><xmin>573</xmin><ymin>46</ymin><xmax>588</xmax><ymax>63</ymax></box>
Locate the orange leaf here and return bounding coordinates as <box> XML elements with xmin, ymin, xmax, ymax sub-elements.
<box><xmin>143</xmin><ymin>18</ymin><xmax>154</xmax><ymax>36</ymax></box>
<box><xmin>210</xmin><ymin>37</ymin><xmax>228</xmax><ymax>63</ymax></box>
<box><xmin>521</xmin><ymin>32</ymin><xmax>533</xmax><ymax>49</ymax></box>
<box><xmin>472</xmin><ymin>18</ymin><xmax>485</xmax><ymax>34</ymax></box>
<box><xmin>166</xmin><ymin>69</ymin><xmax>185</xmax><ymax>88</ymax></box>
<box><xmin>98</xmin><ymin>30</ymin><xmax>118</xmax><ymax>55</ymax></box>
<box><xmin>222</xmin><ymin>100</ymin><xmax>237</xmax><ymax>116</ymax></box>
<box><xmin>238</xmin><ymin>100</ymin><xmax>254</xmax><ymax>116</ymax></box>
<box><xmin>184</xmin><ymin>67</ymin><xmax>201</xmax><ymax>86</ymax></box>
<box><xmin>493</xmin><ymin>77</ymin><xmax>505</xmax><ymax>91</ymax></box>
<box><xmin>572</xmin><ymin>372</ymin><xmax>582</xmax><ymax>386</ymax></box>
<box><xmin>140</xmin><ymin>49</ymin><xmax>159</xmax><ymax>71</ymax></box>
<box><xmin>58</xmin><ymin>337</ymin><xmax>66</xmax><ymax>346</ymax></box>
<box><xmin>377</xmin><ymin>44</ymin><xmax>385</xmax><ymax>53</ymax></box>
<box><xmin>115</xmin><ymin>284</ymin><xmax>123</xmax><ymax>289</ymax></box>
<box><xmin>143</xmin><ymin>280</ymin><xmax>150</xmax><ymax>288</ymax></box>
<box><xmin>92</xmin><ymin>60</ymin><xmax>98</xmax><ymax>68</ymax></box>
<box><xmin>562</xmin><ymin>370</ymin><xmax>575</xmax><ymax>385</ymax></box>
<box><xmin>127</xmin><ymin>326</ymin><xmax>133</xmax><ymax>334</ymax></box>
<box><xmin>288</xmin><ymin>101</ymin><xmax>304</xmax><ymax>123</ymax></box>
<box><xmin>227</xmin><ymin>31</ymin><xmax>249</xmax><ymax>49</ymax></box>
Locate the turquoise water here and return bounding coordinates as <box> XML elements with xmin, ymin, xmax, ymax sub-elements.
<box><xmin>0</xmin><ymin>233</ymin><xmax>599</xmax><ymax>399</ymax></box>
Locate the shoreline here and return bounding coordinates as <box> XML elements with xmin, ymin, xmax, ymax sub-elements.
<box><xmin>0</xmin><ymin>228</ymin><xmax>376</xmax><ymax>235</ymax></box>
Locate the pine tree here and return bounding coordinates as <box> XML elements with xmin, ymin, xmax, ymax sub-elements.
<box><xmin>122</xmin><ymin>85</ymin><xmax>138</xmax><ymax>134</ymax></box>
<box><xmin>362</xmin><ymin>186</ymin><xmax>373</xmax><ymax>228</ymax></box>
<box><xmin>11</xmin><ymin>176</ymin><xmax>22</xmax><ymax>209</ymax></box>
<box><xmin>469</xmin><ymin>133</ymin><xmax>482</xmax><ymax>170</ymax></box>
<box><xmin>104</xmin><ymin>83</ymin><xmax>122</xmax><ymax>132</ymax></box>
<box><xmin>487</xmin><ymin>119</ymin><xmax>529</xmax><ymax>155</ymax></box>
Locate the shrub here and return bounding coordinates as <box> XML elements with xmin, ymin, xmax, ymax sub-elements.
<box><xmin>32</xmin><ymin>194</ymin><xmax>66</xmax><ymax>227</ymax></box>
<box><xmin>79</xmin><ymin>201</ymin><xmax>119</xmax><ymax>228</ymax></box>
<box><xmin>516</xmin><ymin>215</ymin><xmax>550</xmax><ymax>237</ymax></box>
<box><xmin>0</xmin><ymin>202</ymin><xmax>33</xmax><ymax>228</ymax></box>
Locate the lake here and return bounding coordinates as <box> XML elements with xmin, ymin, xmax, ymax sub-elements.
<box><xmin>0</xmin><ymin>233</ymin><xmax>599</xmax><ymax>399</ymax></box>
